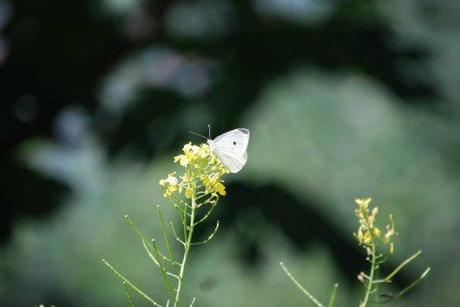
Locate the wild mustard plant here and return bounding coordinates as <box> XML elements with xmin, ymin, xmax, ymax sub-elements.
<box><xmin>280</xmin><ymin>197</ymin><xmax>430</xmax><ymax>307</ymax></box>
<box><xmin>103</xmin><ymin>142</ymin><xmax>230</xmax><ymax>307</ymax></box>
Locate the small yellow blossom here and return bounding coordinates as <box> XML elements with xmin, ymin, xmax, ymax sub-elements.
<box><xmin>384</xmin><ymin>214</ymin><xmax>397</xmax><ymax>253</ymax></box>
<box><xmin>354</xmin><ymin>198</ymin><xmax>381</xmax><ymax>247</ymax></box>
<box><xmin>159</xmin><ymin>173</ymin><xmax>178</xmax><ymax>197</ymax></box>
<box><xmin>214</xmin><ymin>182</ymin><xmax>226</xmax><ymax>196</ymax></box>
<box><xmin>354</xmin><ymin>198</ymin><xmax>397</xmax><ymax>253</ymax></box>
<box><xmin>355</xmin><ymin>197</ymin><xmax>372</xmax><ymax>209</ymax></box>
<box><xmin>202</xmin><ymin>175</ymin><xmax>226</xmax><ymax>196</ymax></box>
<box><xmin>383</xmin><ymin>215</ymin><xmax>396</xmax><ymax>243</ymax></box>
<box><xmin>363</xmin><ymin>230</ymin><xmax>372</xmax><ymax>244</ymax></box>
<box><xmin>160</xmin><ymin>142</ymin><xmax>230</xmax><ymax>202</ymax></box>
<box><xmin>174</xmin><ymin>154</ymin><xmax>189</xmax><ymax>167</ymax></box>
<box><xmin>185</xmin><ymin>187</ymin><xmax>193</xmax><ymax>199</ymax></box>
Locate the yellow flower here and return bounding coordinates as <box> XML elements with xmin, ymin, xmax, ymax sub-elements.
<box><xmin>183</xmin><ymin>143</ymin><xmax>200</xmax><ymax>154</ymax></box>
<box><xmin>214</xmin><ymin>182</ymin><xmax>226</xmax><ymax>196</ymax></box>
<box><xmin>363</xmin><ymin>231</ymin><xmax>372</xmax><ymax>244</ymax></box>
<box><xmin>159</xmin><ymin>173</ymin><xmax>178</xmax><ymax>197</ymax></box>
<box><xmin>174</xmin><ymin>154</ymin><xmax>189</xmax><ymax>167</ymax></box>
<box><xmin>160</xmin><ymin>142</ymin><xmax>230</xmax><ymax>201</ymax></box>
<box><xmin>373</xmin><ymin>227</ymin><xmax>381</xmax><ymax>238</ymax></box>
<box><xmin>159</xmin><ymin>173</ymin><xmax>178</xmax><ymax>186</ymax></box>
<box><xmin>185</xmin><ymin>187</ymin><xmax>193</xmax><ymax>199</ymax></box>
<box><xmin>354</xmin><ymin>197</ymin><xmax>381</xmax><ymax>246</ymax></box>
<box><xmin>383</xmin><ymin>214</ymin><xmax>397</xmax><ymax>253</ymax></box>
<box><xmin>355</xmin><ymin>197</ymin><xmax>372</xmax><ymax>209</ymax></box>
<box><xmin>353</xmin><ymin>198</ymin><xmax>397</xmax><ymax>253</ymax></box>
<box><xmin>202</xmin><ymin>175</ymin><xmax>226</xmax><ymax>196</ymax></box>
<box><xmin>369</xmin><ymin>207</ymin><xmax>378</xmax><ymax>225</ymax></box>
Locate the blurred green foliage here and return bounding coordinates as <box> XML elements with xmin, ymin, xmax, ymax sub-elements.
<box><xmin>1</xmin><ymin>0</ymin><xmax>460</xmax><ymax>306</ymax></box>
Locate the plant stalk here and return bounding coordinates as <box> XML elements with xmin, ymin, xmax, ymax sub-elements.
<box><xmin>361</xmin><ymin>243</ymin><xmax>376</xmax><ymax>307</ymax></box>
<box><xmin>280</xmin><ymin>262</ymin><xmax>324</xmax><ymax>307</ymax></box>
<box><xmin>174</xmin><ymin>193</ymin><xmax>196</xmax><ymax>306</ymax></box>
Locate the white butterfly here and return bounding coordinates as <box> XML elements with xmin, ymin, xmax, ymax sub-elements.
<box><xmin>207</xmin><ymin>128</ymin><xmax>250</xmax><ymax>173</ymax></box>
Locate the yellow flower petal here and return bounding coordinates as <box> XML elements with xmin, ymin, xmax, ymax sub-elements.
<box><xmin>355</xmin><ymin>197</ymin><xmax>372</xmax><ymax>208</ymax></box>
<box><xmin>185</xmin><ymin>187</ymin><xmax>193</xmax><ymax>199</ymax></box>
<box><xmin>214</xmin><ymin>182</ymin><xmax>226</xmax><ymax>196</ymax></box>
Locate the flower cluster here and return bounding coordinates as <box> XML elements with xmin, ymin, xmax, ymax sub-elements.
<box><xmin>159</xmin><ymin>143</ymin><xmax>230</xmax><ymax>200</ymax></box>
<box><xmin>280</xmin><ymin>197</ymin><xmax>428</xmax><ymax>307</ymax></box>
<box><xmin>354</xmin><ymin>198</ymin><xmax>396</xmax><ymax>253</ymax></box>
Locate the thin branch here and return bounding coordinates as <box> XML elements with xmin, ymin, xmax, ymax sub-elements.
<box><xmin>174</xmin><ymin>192</ymin><xmax>197</xmax><ymax>307</ymax></box>
<box><xmin>102</xmin><ymin>259</ymin><xmax>162</xmax><ymax>307</ymax></box>
<box><xmin>195</xmin><ymin>190</ymin><xmax>212</xmax><ymax>201</ymax></box>
<box><xmin>182</xmin><ymin>198</ymin><xmax>188</xmax><ymax>239</ymax></box>
<box><xmin>124</xmin><ymin>215</ymin><xmax>160</xmax><ymax>267</ymax></box>
<box><xmin>280</xmin><ymin>262</ymin><xmax>325</xmax><ymax>307</ymax></box>
<box><xmin>171</xmin><ymin>202</ymin><xmax>191</xmax><ymax>220</ymax></box>
<box><xmin>382</xmin><ymin>250</ymin><xmax>422</xmax><ymax>282</ymax></box>
<box><xmin>124</xmin><ymin>215</ymin><xmax>175</xmax><ymax>296</ymax></box>
<box><xmin>156</xmin><ymin>205</ymin><xmax>175</xmax><ymax>261</ymax></box>
<box><xmin>166</xmin><ymin>272</ymin><xmax>181</xmax><ymax>280</ymax></box>
<box><xmin>191</xmin><ymin>221</ymin><xmax>220</xmax><ymax>245</ymax></box>
<box><xmin>123</xmin><ymin>281</ymin><xmax>136</xmax><ymax>307</ymax></box>
<box><xmin>152</xmin><ymin>239</ymin><xmax>175</xmax><ymax>295</ymax></box>
<box><xmin>326</xmin><ymin>284</ymin><xmax>338</xmax><ymax>307</ymax></box>
<box><xmin>141</xmin><ymin>237</ymin><xmax>160</xmax><ymax>267</ymax></box>
<box><xmin>361</xmin><ymin>243</ymin><xmax>377</xmax><ymax>307</ymax></box>
<box><xmin>195</xmin><ymin>194</ymin><xmax>217</xmax><ymax>208</ymax></box>
<box><xmin>194</xmin><ymin>204</ymin><xmax>217</xmax><ymax>226</ymax></box>
<box><xmin>170</xmin><ymin>222</ymin><xmax>185</xmax><ymax>246</ymax></box>
<box><xmin>394</xmin><ymin>267</ymin><xmax>431</xmax><ymax>298</ymax></box>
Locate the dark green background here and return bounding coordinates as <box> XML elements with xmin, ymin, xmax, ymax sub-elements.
<box><xmin>1</xmin><ymin>0</ymin><xmax>459</xmax><ymax>306</ymax></box>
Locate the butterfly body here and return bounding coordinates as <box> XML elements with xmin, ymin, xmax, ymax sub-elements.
<box><xmin>207</xmin><ymin>128</ymin><xmax>250</xmax><ymax>173</ymax></box>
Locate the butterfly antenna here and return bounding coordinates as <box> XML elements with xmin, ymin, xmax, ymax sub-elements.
<box><xmin>189</xmin><ymin>130</ymin><xmax>208</xmax><ymax>140</ymax></box>
<box><xmin>208</xmin><ymin>124</ymin><xmax>211</xmax><ymax>139</ymax></box>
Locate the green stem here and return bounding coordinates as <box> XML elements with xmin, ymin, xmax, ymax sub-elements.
<box><xmin>280</xmin><ymin>262</ymin><xmax>325</xmax><ymax>307</ymax></box>
<box><xmin>394</xmin><ymin>267</ymin><xmax>431</xmax><ymax>298</ymax></box>
<box><xmin>102</xmin><ymin>259</ymin><xmax>162</xmax><ymax>307</ymax></box>
<box><xmin>122</xmin><ymin>281</ymin><xmax>136</xmax><ymax>307</ymax></box>
<box><xmin>326</xmin><ymin>284</ymin><xmax>338</xmax><ymax>307</ymax></box>
<box><xmin>382</xmin><ymin>250</ymin><xmax>421</xmax><ymax>282</ymax></box>
<box><xmin>157</xmin><ymin>205</ymin><xmax>175</xmax><ymax>261</ymax></box>
<box><xmin>151</xmin><ymin>239</ymin><xmax>175</xmax><ymax>295</ymax></box>
<box><xmin>361</xmin><ymin>243</ymin><xmax>377</xmax><ymax>307</ymax></box>
<box><xmin>174</xmin><ymin>193</ymin><xmax>196</xmax><ymax>307</ymax></box>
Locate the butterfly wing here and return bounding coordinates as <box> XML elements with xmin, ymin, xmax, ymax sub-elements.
<box><xmin>211</xmin><ymin>128</ymin><xmax>250</xmax><ymax>173</ymax></box>
<box><xmin>214</xmin><ymin>150</ymin><xmax>248</xmax><ymax>173</ymax></box>
<box><xmin>213</xmin><ymin>128</ymin><xmax>250</xmax><ymax>153</ymax></box>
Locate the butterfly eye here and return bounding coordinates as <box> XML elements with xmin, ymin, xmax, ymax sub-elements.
<box><xmin>233</xmin><ymin>141</ymin><xmax>236</xmax><ymax>145</ymax></box>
